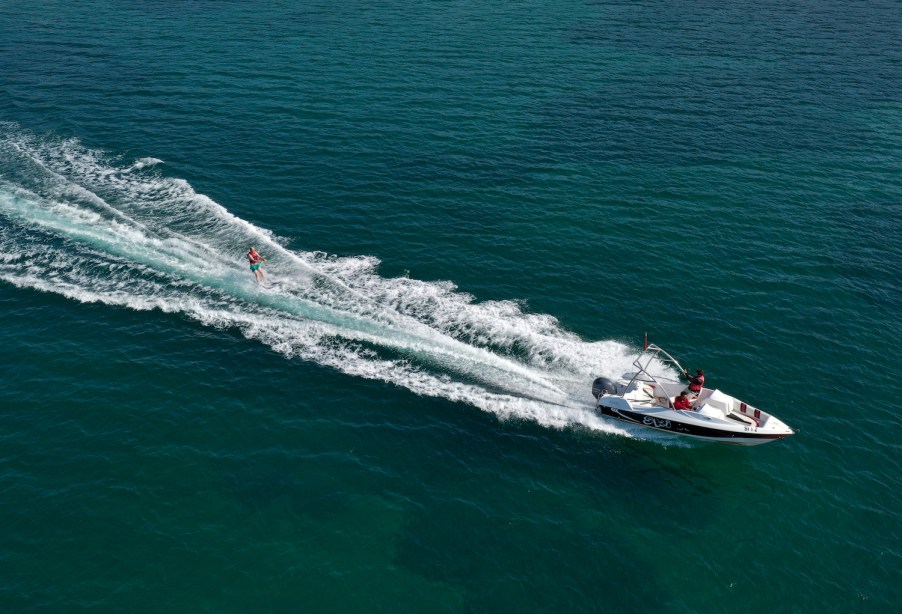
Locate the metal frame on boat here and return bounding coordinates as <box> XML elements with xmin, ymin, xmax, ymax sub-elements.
<box><xmin>592</xmin><ymin>343</ymin><xmax>794</xmax><ymax>446</ymax></box>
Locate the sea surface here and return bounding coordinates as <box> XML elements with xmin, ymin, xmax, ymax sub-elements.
<box><xmin>1</xmin><ymin>1</ymin><xmax>900</xmax><ymax>611</ymax></box>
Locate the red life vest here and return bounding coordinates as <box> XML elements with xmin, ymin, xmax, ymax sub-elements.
<box><xmin>689</xmin><ymin>375</ymin><xmax>705</xmax><ymax>392</ymax></box>
<box><xmin>673</xmin><ymin>396</ymin><xmax>692</xmax><ymax>410</ymax></box>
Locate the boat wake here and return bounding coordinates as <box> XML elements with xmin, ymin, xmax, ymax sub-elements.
<box><xmin>0</xmin><ymin>125</ymin><xmax>678</xmax><ymax>442</ymax></box>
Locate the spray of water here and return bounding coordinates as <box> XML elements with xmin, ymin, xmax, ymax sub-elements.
<box><xmin>0</xmin><ymin>125</ymin><xmax>681</xmax><ymax>442</ymax></box>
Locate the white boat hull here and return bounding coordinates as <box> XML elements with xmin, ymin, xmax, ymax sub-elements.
<box><xmin>592</xmin><ymin>342</ymin><xmax>795</xmax><ymax>446</ymax></box>
<box><xmin>595</xmin><ymin>399</ymin><xmax>793</xmax><ymax>446</ymax></box>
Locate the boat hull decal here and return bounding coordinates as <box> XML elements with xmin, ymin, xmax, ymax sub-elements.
<box><xmin>599</xmin><ymin>405</ymin><xmax>789</xmax><ymax>443</ymax></box>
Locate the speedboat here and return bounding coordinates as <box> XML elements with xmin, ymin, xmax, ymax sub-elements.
<box><xmin>592</xmin><ymin>343</ymin><xmax>794</xmax><ymax>446</ymax></box>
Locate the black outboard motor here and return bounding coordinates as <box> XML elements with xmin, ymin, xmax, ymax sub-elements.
<box><xmin>592</xmin><ymin>377</ymin><xmax>618</xmax><ymax>399</ymax></box>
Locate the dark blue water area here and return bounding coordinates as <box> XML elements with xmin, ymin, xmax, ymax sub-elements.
<box><xmin>0</xmin><ymin>0</ymin><xmax>900</xmax><ymax>611</ymax></box>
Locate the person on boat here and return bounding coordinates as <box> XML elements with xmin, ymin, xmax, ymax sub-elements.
<box><xmin>247</xmin><ymin>246</ymin><xmax>267</xmax><ymax>285</ymax></box>
<box><xmin>673</xmin><ymin>391</ymin><xmax>693</xmax><ymax>410</ymax></box>
<box><xmin>683</xmin><ymin>368</ymin><xmax>705</xmax><ymax>396</ymax></box>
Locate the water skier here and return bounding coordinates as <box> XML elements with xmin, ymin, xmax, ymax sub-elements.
<box><xmin>247</xmin><ymin>246</ymin><xmax>267</xmax><ymax>285</ymax></box>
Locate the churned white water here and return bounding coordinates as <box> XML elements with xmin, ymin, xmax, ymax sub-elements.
<box><xmin>0</xmin><ymin>128</ymin><xmax>684</xmax><ymax>439</ymax></box>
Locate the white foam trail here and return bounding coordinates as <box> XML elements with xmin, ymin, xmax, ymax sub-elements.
<box><xmin>127</xmin><ymin>157</ymin><xmax>163</xmax><ymax>171</ymax></box>
<box><xmin>0</xmin><ymin>125</ymin><xmax>683</xmax><ymax>442</ymax></box>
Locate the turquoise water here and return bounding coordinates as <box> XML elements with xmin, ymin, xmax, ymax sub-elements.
<box><xmin>1</xmin><ymin>0</ymin><xmax>900</xmax><ymax>610</ymax></box>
